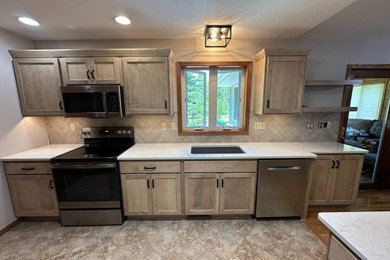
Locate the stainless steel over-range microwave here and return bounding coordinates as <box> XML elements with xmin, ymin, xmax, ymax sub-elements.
<box><xmin>60</xmin><ymin>85</ymin><xmax>124</xmax><ymax>118</ymax></box>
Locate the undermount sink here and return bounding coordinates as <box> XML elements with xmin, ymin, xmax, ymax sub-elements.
<box><xmin>191</xmin><ymin>145</ymin><xmax>245</xmax><ymax>154</ymax></box>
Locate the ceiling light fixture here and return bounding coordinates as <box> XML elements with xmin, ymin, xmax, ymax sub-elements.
<box><xmin>205</xmin><ymin>25</ymin><xmax>232</xmax><ymax>48</ymax></box>
<box><xmin>114</xmin><ymin>16</ymin><xmax>131</xmax><ymax>25</ymax></box>
<box><xmin>17</xmin><ymin>17</ymin><xmax>40</xmax><ymax>26</ymax></box>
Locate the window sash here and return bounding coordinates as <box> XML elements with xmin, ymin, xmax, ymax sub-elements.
<box><xmin>181</xmin><ymin>66</ymin><xmax>246</xmax><ymax>132</ymax></box>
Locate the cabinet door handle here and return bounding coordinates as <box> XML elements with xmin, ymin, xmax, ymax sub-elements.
<box><xmin>221</xmin><ymin>179</ymin><xmax>224</xmax><ymax>188</ymax></box>
<box><xmin>91</xmin><ymin>70</ymin><xmax>95</xmax><ymax>79</ymax></box>
<box><xmin>147</xmin><ymin>179</ymin><xmax>150</xmax><ymax>189</ymax></box>
<box><xmin>21</xmin><ymin>167</ymin><xmax>35</xmax><ymax>171</ymax></box>
<box><xmin>49</xmin><ymin>180</ymin><xmax>54</xmax><ymax>190</ymax></box>
<box><xmin>336</xmin><ymin>160</ymin><xmax>340</xmax><ymax>169</ymax></box>
<box><xmin>59</xmin><ymin>101</ymin><xmax>63</xmax><ymax>110</ymax></box>
<box><xmin>144</xmin><ymin>166</ymin><xmax>156</xmax><ymax>171</ymax></box>
<box><xmin>86</xmin><ymin>70</ymin><xmax>90</xmax><ymax>79</ymax></box>
<box><xmin>164</xmin><ymin>100</ymin><xmax>168</xmax><ymax>109</ymax></box>
<box><xmin>266</xmin><ymin>99</ymin><xmax>270</xmax><ymax>109</ymax></box>
<box><xmin>216</xmin><ymin>179</ymin><xmax>219</xmax><ymax>188</ymax></box>
<box><xmin>152</xmin><ymin>179</ymin><xmax>155</xmax><ymax>189</ymax></box>
<box><xmin>331</xmin><ymin>160</ymin><xmax>335</xmax><ymax>169</ymax></box>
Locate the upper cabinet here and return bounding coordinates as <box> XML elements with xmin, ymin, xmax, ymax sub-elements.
<box><xmin>12</xmin><ymin>58</ymin><xmax>63</xmax><ymax>116</ymax></box>
<box><xmin>59</xmin><ymin>57</ymin><xmax>122</xmax><ymax>85</ymax></box>
<box><xmin>122</xmin><ymin>56</ymin><xmax>173</xmax><ymax>115</ymax></box>
<box><xmin>10</xmin><ymin>49</ymin><xmax>174</xmax><ymax>116</ymax></box>
<box><xmin>253</xmin><ymin>48</ymin><xmax>310</xmax><ymax>114</ymax></box>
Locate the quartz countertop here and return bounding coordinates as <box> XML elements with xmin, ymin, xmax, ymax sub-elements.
<box><xmin>319</xmin><ymin>211</ymin><xmax>390</xmax><ymax>260</ymax></box>
<box><xmin>1</xmin><ymin>144</ymin><xmax>83</xmax><ymax>161</ymax></box>
<box><xmin>118</xmin><ymin>142</ymin><xmax>367</xmax><ymax>160</ymax></box>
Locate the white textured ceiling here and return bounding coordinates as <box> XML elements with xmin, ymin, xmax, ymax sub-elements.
<box><xmin>0</xmin><ymin>0</ymin><xmax>356</xmax><ymax>40</ymax></box>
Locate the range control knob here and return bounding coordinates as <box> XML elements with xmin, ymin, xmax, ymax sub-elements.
<box><xmin>117</xmin><ymin>130</ymin><xmax>122</xmax><ymax>135</ymax></box>
<box><xmin>127</xmin><ymin>130</ymin><xmax>131</xmax><ymax>135</ymax></box>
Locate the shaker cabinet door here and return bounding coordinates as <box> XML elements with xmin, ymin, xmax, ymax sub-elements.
<box><xmin>122</xmin><ymin>57</ymin><xmax>170</xmax><ymax>115</ymax></box>
<box><xmin>6</xmin><ymin>174</ymin><xmax>59</xmax><ymax>217</ymax></box>
<box><xmin>13</xmin><ymin>58</ymin><xmax>63</xmax><ymax>116</ymax></box>
<box><xmin>59</xmin><ymin>57</ymin><xmax>91</xmax><ymax>85</ymax></box>
<box><xmin>184</xmin><ymin>173</ymin><xmax>219</xmax><ymax>215</ymax></box>
<box><xmin>264</xmin><ymin>56</ymin><xmax>306</xmax><ymax>113</ymax></box>
<box><xmin>219</xmin><ymin>173</ymin><xmax>256</xmax><ymax>214</ymax></box>
<box><xmin>151</xmin><ymin>174</ymin><xmax>182</xmax><ymax>215</ymax></box>
<box><xmin>121</xmin><ymin>174</ymin><xmax>153</xmax><ymax>215</ymax></box>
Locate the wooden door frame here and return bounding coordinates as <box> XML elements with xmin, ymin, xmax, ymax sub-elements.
<box><xmin>343</xmin><ymin>64</ymin><xmax>390</xmax><ymax>189</ymax></box>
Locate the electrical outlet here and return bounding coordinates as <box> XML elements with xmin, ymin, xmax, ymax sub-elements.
<box><xmin>255</xmin><ymin>122</ymin><xmax>265</xmax><ymax>129</ymax></box>
<box><xmin>327</xmin><ymin>122</ymin><xmax>332</xmax><ymax>128</ymax></box>
<box><xmin>170</xmin><ymin>122</ymin><xmax>176</xmax><ymax>130</ymax></box>
<box><xmin>306</xmin><ymin>122</ymin><xmax>314</xmax><ymax>129</ymax></box>
<box><xmin>318</xmin><ymin>122</ymin><xmax>328</xmax><ymax>129</ymax></box>
<box><xmin>70</xmin><ymin>123</ymin><xmax>76</xmax><ymax>131</ymax></box>
<box><xmin>161</xmin><ymin>122</ymin><xmax>167</xmax><ymax>130</ymax></box>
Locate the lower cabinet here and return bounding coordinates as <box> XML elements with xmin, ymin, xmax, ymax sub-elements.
<box><xmin>327</xmin><ymin>235</ymin><xmax>359</xmax><ymax>260</ymax></box>
<box><xmin>309</xmin><ymin>155</ymin><xmax>364</xmax><ymax>205</ymax></box>
<box><xmin>121</xmin><ymin>173</ymin><xmax>182</xmax><ymax>216</ymax></box>
<box><xmin>6</xmin><ymin>174</ymin><xmax>59</xmax><ymax>217</ymax></box>
<box><xmin>184</xmin><ymin>173</ymin><xmax>257</xmax><ymax>215</ymax></box>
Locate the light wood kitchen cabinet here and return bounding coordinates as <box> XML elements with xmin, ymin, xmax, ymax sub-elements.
<box><xmin>184</xmin><ymin>173</ymin><xmax>219</xmax><ymax>215</ymax></box>
<box><xmin>184</xmin><ymin>160</ymin><xmax>257</xmax><ymax>215</ymax></box>
<box><xmin>309</xmin><ymin>155</ymin><xmax>364</xmax><ymax>205</ymax></box>
<box><xmin>4</xmin><ymin>161</ymin><xmax>59</xmax><ymax>217</ymax></box>
<box><xmin>253</xmin><ymin>48</ymin><xmax>310</xmax><ymax>114</ymax></box>
<box><xmin>122</xmin><ymin>56</ymin><xmax>173</xmax><ymax>115</ymax></box>
<box><xmin>120</xmin><ymin>161</ymin><xmax>182</xmax><ymax>216</ymax></box>
<box><xmin>151</xmin><ymin>174</ymin><xmax>182</xmax><ymax>215</ymax></box>
<box><xmin>121</xmin><ymin>173</ymin><xmax>181</xmax><ymax>216</ymax></box>
<box><xmin>121</xmin><ymin>174</ymin><xmax>153</xmax><ymax>215</ymax></box>
<box><xmin>12</xmin><ymin>58</ymin><xmax>63</xmax><ymax>116</ymax></box>
<box><xmin>219</xmin><ymin>173</ymin><xmax>257</xmax><ymax>214</ymax></box>
<box><xmin>59</xmin><ymin>57</ymin><xmax>121</xmax><ymax>85</ymax></box>
<box><xmin>327</xmin><ymin>235</ymin><xmax>359</xmax><ymax>260</ymax></box>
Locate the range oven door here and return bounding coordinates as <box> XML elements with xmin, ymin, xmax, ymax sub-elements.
<box><xmin>52</xmin><ymin>163</ymin><xmax>121</xmax><ymax>209</ymax></box>
<box><xmin>61</xmin><ymin>85</ymin><xmax>124</xmax><ymax>118</ymax></box>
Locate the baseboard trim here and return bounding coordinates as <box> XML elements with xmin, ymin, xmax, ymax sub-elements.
<box><xmin>0</xmin><ymin>218</ymin><xmax>22</xmax><ymax>237</ymax></box>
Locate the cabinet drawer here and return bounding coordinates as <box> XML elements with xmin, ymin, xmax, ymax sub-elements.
<box><xmin>120</xmin><ymin>161</ymin><xmax>180</xmax><ymax>173</ymax></box>
<box><xmin>4</xmin><ymin>162</ymin><xmax>52</xmax><ymax>175</ymax></box>
<box><xmin>184</xmin><ymin>160</ymin><xmax>257</xmax><ymax>173</ymax></box>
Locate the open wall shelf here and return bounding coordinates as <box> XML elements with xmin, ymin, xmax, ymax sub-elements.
<box><xmin>302</xmin><ymin>106</ymin><xmax>358</xmax><ymax>113</ymax></box>
<box><xmin>305</xmin><ymin>80</ymin><xmax>363</xmax><ymax>87</ymax></box>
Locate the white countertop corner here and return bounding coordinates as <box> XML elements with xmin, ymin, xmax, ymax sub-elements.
<box><xmin>319</xmin><ymin>211</ymin><xmax>390</xmax><ymax>260</ymax></box>
<box><xmin>1</xmin><ymin>144</ymin><xmax>83</xmax><ymax>161</ymax></box>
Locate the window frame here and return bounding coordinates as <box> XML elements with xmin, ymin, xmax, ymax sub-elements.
<box><xmin>176</xmin><ymin>61</ymin><xmax>252</xmax><ymax>135</ymax></box>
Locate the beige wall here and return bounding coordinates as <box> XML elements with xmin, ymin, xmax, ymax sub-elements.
<box><xmin>0</xmin><ymin>28</ymin><xmax>49</xmax><ymax>230</ymax></box>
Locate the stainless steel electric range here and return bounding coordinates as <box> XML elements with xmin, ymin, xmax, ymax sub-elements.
<box><xmin>51</xmin><ymin>127</ymin><xmax>134</xmax><ymax>226</ymax></box>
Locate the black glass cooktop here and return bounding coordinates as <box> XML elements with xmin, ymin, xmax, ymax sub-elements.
<box><xmin>51</xmin><ymin>146</ymin><xmax>130</xmax><ymax>162</ymax></box>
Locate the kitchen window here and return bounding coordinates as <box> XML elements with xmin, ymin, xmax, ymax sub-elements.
<box><xmin>177</xmin><ymin>62</ymin><xmax>252</xmax><ymax>135</ymax></box>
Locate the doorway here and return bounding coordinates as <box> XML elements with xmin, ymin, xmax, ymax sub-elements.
<box><xmin>341</xmin><ymin>65</ymin><xmax>390</xmax><ymax>188</ymax></box>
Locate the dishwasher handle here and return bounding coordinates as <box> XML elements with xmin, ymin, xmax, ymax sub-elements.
<box><xmin>266</xmin><ymin>166</ymin><xmax>301</xmax><ymax>171</ymax></box>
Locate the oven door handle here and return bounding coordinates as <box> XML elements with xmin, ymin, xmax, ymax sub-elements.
<box><xmin>52</xmin><ymin>163</ymin><xmax>116</xmax><ymax>169</ymax></box>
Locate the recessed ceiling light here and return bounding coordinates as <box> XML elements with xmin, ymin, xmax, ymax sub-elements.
<box><xmin>17</xmin><ymin>17</ymin><xmax>40</xmax><ymax>26</ymax></box>
<box><xmin>114</xmin><ymin>16</ymin><xmax>131</xmax><ymax>25</ymax></box>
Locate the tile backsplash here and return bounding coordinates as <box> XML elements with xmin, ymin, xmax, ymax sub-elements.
<box><xmin>45</xmin><ymin>112</ymin><xmax>340</xmax><ymax>144</ymax></box>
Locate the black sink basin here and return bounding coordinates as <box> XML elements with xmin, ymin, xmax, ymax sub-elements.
<box><xmin>191</xmin><ymin>146</ymin><xmax>245</xmax><ymax>154</ymax></box>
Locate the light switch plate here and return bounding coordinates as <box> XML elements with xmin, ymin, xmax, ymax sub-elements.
<box><xmin>161</xmin><ymin>122</ymin><xmax>167</xmax><ymax>130</ymax></box>
<box><xmin>255</xmin><ymin>122</ymin><xmax>265</xmax><ymax>129</ymax></box>
<box><xmin>170</xmin><ymin>122</ymin><xmax>176</xmax><ymax>130</ymax></box>
<box><xmin>70</xmin><ymin>123</ymin><xmax>76</xmax><ymax>131</ymax></box>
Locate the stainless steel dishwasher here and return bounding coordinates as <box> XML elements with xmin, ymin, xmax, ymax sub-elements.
<box><xmin>256</xmin><ymin>159</ymin><xmax>309</xmax><ymax>218</ymax></box>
